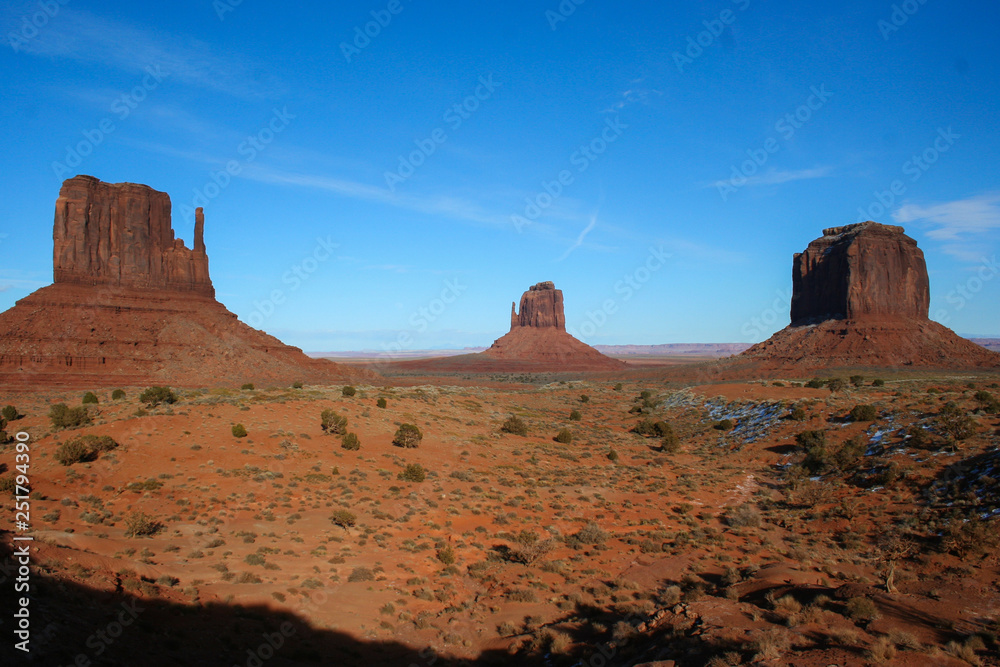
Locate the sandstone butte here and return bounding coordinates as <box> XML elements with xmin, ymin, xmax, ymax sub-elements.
<box><xmin>0</xmin><ymin>175</ymin><xmax>369</xmax><ymax>388</ymax></box>
<box><xmin>730</xmin><ymin>221</ymin><xmax>1000</xmax><ymax>371</ymax></box>
<box><xmin>394</xmin><ymin>282</ymin><xmax>626</xmax><ymax>373</ymax></box>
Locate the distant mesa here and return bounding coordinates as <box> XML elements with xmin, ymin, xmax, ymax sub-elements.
<box><xmin>509</xmin><ymin>281</ymin><xmax>566</xmax><ymax>330</ymax></box>
<box><xmin>0</xmin><ymin>175</ymin><xmax>368</xmax><ymax>388</ymax></box>
<box><xmin>733</xmin><ymin>222</ymin><xmax>1000</xmax><ymax>370</ymax></box>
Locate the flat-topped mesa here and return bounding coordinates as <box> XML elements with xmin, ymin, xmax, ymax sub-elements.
<box><xmin>790</xmin><ymin>221</ymin><xmax>929</xmax><ymax>325</ymax></box>
<box><xmin>53</xmin><ymin>175</ymin><xmax>214</xmax><ymax>296</ymax></box>
<box><xmin>510</xmin><ymin>281</ymin><xmax>566</xmax><ymax>331</ymax></box>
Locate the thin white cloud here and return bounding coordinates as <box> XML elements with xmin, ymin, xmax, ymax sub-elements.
<box><xmin>558</xmin><ymin>213</ymin><xmax>599</xmax><ymax>261</ymax></box>
<box><xmin>16</xmin><ymin>9</ymin><xmax>283</xmax><ymax>98</ymax></box>
<box><xmin>603</xmin><ymin>86</ymin><xmax>662</xmax><ymax>113</ymax></box>
<box><xmin>708</xmin><ymin>166</ymin><xmax>832</xmax><ymax>190</ymax></box>
<box><xmin>893</xmin><ymin>193</ymin><xmax>1000</xmax><ymax>242</ymax></box>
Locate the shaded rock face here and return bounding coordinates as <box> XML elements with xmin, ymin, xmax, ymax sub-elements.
<box><xmin>790</xmin><ymin>222</ymin><xmax>929</xmax><ymax>325</ymax></box>
<box><xmin>53</xmin><ymin>175</ymin><xmax>213</xmax><ymax>296</ymax></box>
<box><xmin>510</xmin><ymin>281</ymin><xmax>566</xmax><ymax>331</ymax></box>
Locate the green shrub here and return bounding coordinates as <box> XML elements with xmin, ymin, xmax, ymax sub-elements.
<box><xmin>292</xmin><ymin>381</ymin><xmax>304</xmax><ymax>389</ymax></box>
<box><xmin>330</xmin><ymin>509</ymin><xmax>357</xmax><ymax>530</ymax></box>
<box><xmin>725</xmin><ymin>503</ymin><xmax>762</xmax><ymax>528</ymax></box>
<box><xmin>111</xmin><ymin>389</ymin><xmax>126</xmax><ymax>401</ymax></box>
<box><xmin>341</xmin><ymin>433</ymin><xmax>361</xmax><ymax>450</ymax></box>
<box><xmin>342</xmin><ymin>385</ymin><xmax>357</xmax><ymax>397</ymax></box>
<box><xmin>0</xmin><ymin>476</ymin><xmax>17</xmax><ymax>494</ymax></box>
<box><xmin>849</xmin><ymin>404</ymin><xmax>878</xmax><ymax>422</ymax></box>
<box><xmin>567</xmin><ymin>522</ymin><xmax>608</xmax><ymax>548</ymax></box>
<box><xmin>796</xmin><ymin>430</ymin><xmax>826</xmax><ymax>449</ymax></box>
<box><xmin>569</xmin><ymin>410</ymin><xmax>582</xmax><ymax>421</ymax></box>
<box><xmin>398</xmin><ymin>463</ymin><xmax>426</xmax><ymax>483</ymax></box>
<box><xmin>82</xmin><ymin>391</ymin><xmax>99</xmax><ymax>405</ymax></box>
<box><xmin>231</xmin><ymin>424</ymin><xmax>248</xmax><ymax>438</ymax></box>
<box><xmin>553</xmin><ymin>428</ymin><xmax>573</xmax><ymax>444</ymax></box>
<box><xmin>49</xmin><ymin>403</ymin><xmax>91</xmax><ymax>429</ymax></box>
<box><xmin>55</xmin><ymin>439</ymin><xmax>95</xmax><ymax>466</ymax></box>
<box><xmin>715</xmin><ymin>419</ymin><xmax>735</xmax><ymax>431</ymax></box>
<box><xmin>805</xmin><ymin>378</ymin><xmax>826</xmax><ymax>389</ymax></box>
<box><xmin>660</xmin><ymin>425</ymin><xmax>680</xmax><ymax>453</ymax></box>
<box><xmin>579</xmin><ymin>394</ymin><xmax>590</xmax><ymax>403</ymax></box>
<box><xmin>139</xmin><ymin>386</ymin><xmax>177</xmax><ymax>407</ymax></box>
<box><xmin>500</xmin><ymin>415</ymin><xmax>528</xmax><ymax>436</ymax></box>
<box><xmin>790</xmin><ymin>407</ymin><xmax>807</xmax><ymax>421</ymax></box>
<box><xmin>633</xmin><ymin>419</ymin><xmax>670</xmax><ymax>437</ymax></box>
<box><xmin>321</xmin><ymin>410</ymin><xmax>348</xmax><ymax>435</ymax></box>
<box><xmin>826</xmin><ymin>378</ymin><xmax>847</xmax><ymax>393</ymax></box>
<box><xmin>437</xmin><ymin>545</ymin><xmax>456</xmax><ymax>565</ymax></box>
<box><xmin>845</xmin><ymin>596</ymin><xmax>880</xmax><ymax>623</ymax></box>
<box><xmin>906</xmin><ymin>425</ymin><xmax>930</xmax><ymax>448</ymax></box>
<box><xmin>348</xmin><ymin>567</ymin><xmax>374</xmax><ymax>582</ymax></box>
<box><xmin>938</xmin><ymin>410</ymin><xmax>977</xmax><ymax>441</ymax></box>
<box><xmin>872</xmin><ymin>379</ymin><xmax>885</xmax><ymax>387</ymax></box>
<box><xmin>393</xmin><ymin>423</ymin><xmax>423</xmax><ymax>448</ymax></box>
<box><xmin>2</xmin><ymin>405</ymin><xmax>21</xmax><ymax>421</ymax></box>
<box><xmin>613</xmin><ymin>383</ymin><xmax>623</xmax><ymax>391</ymax></box>
<box><xmin>377</xmin><ymin>397</ymin><xmax>387</xmax><ymax>409</ymax></box>
<box><xmin>606</xmin><ymin>449</ymin><xmax>619</xmax><ymax>462</ymax></box>
<box><xmin>241</xmin><ymin>383</ymin><xmax>255</xmax><ymax>391</ymax></box>
<box><xmin>973</xmin><ymin>391</ymin><xmax>1000</xmax><ymax>414</ymax></box>
<box><xmin>850</xmin><ymin>375</ymin><xmax>865</xmax><ymax>387</ymax></box>
<box><xmin>124</xmin><ymin>511</ymin><xmax>161</xmax><ymax>537</ymax></box>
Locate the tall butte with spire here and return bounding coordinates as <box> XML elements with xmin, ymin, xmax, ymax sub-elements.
<box><xmin>730</xmin><ymin>221</ymin><xmax>1000</xmax><ymax>370</ymax></box>
<box><xmin>0</xmin><ymin>175</ymin><xmax>367</xmax><ymax>388</ymax></box>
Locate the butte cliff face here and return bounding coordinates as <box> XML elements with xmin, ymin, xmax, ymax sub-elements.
<box><xmin>54</xmin><ymin>175</ymin><xmax>213</xmax><ymax>296</ymax></box>
<box><xmin>0</xmin><ymin>176</ymin><xmax>367</xmax><ymax>388</ymax></box>
<box><xmin>790</xmin><ymin>222</ymin><xmax>929</xmax><ymax>324</ymax></box>
<box><xmin>510</xmin><ymin>281</ymin><xmax>566</xmax><ymax>331</ymax></box>
<box><xmin>732</xmin><ymin>222</ymin><xmax>1000</xmax><ymax>371</ymax></box>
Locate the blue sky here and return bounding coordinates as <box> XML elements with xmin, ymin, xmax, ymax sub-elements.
<box><xmin>1</xmin><ymin>0</ymin><xmax>998</xmax><ymax>351</ymax></box>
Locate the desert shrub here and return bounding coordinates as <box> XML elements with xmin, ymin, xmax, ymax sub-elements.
<box><xmin>725</xmin><ymin>503</ymin><xmax>761</xmax><ymax>528</ymax></box>
<box><xmin>569</xmin><ymin>410</ymin><xmax>582</xmax><ymax>421</ymax></box>
<box><xmin>553</xmin><ymin>428</ymin><xmax>573</xmax><ymax>444</ymax></box>
<box><xmin>55</xmin><ymin>439</ymin><xmax>95</xmax><ymax>466</ymax></box>
<box><xmin>377</xmin><ymin>397</ymin><xmax>387</xmax><ymax>409</ymax></box>
<box><xmin>826</xmin><ymin>378</ymin><xmax>847</xmax><ymax>393</ymax></box>
<box><xmin>850</xmin><ymin>375</ymin><xmax>865</xmax><ymax>387</ymax></box>
<box><xmin>659</xmin><ymin>426</ymin><xmax>680</xmax><ymax>453</ymax></box>
<box><xmin>124</xmin><ymin>511</ymin><xmax>161</xmax><ymax>537</ymax></box>
<box><xmin>139</xmin><ymin>386</ymin><xmax>177</xmax><ymax>407</ymax></box>
<box><xmin>942</xmin><ymin>516</ymin><xmax>999</xmax><ymax>559</ymax></box>
<box><xmin>790</xmin><ymin>407</ymin><xmax>807</xmax><ymax>421</ymax></box>
<box><xmin>806</xmin><ymin>378</ymin><xmax>826</xmax><ymax>389</ymax></box>
<box><xmin>0</xmin><ymin>476</ymin><xmax>16</xmax><ymax>494</ymax></box>
<box><xmin>342</xmin><ymin>385</ymin><xmax>357</xmax><ymax>397</ymax></box>
<box><xmin>111</xmin><ymin>389</ymin><xmax>126</xmax><ymax>401</ymax></box>
<box><xmin>750</xmin><ymin>628</ymin><xmax>791</xmax><ymax>661</ymax></box>
<box><xmin>321</xmin><ymin>410</ymin><xmax>348</xmax><ymax>435</ymax></box>
<box><xmin>348</xmin><ymin>567</ymin><xmax>374</xmax><ymax>582</ymax></box>
<box><xmin>2</xmin><ymin>405</ymin><xmax>21</xmax><ymax>421</ymax></box>
<box><xmin>845</xmin><ymin>596</ymin><xmax>880</xmax><ymax>623</ymax></box>
<box><xmin>872</xmin><ymin>379</ymin><xmax>885</xmax><ymax>387</ymax></box>
<box><xmin>500</xmin><ymin>415</ymin><xmax>528</xmax><ymax>436</ymax></box>
<box><xmin>398</xmin><ymin>464</ymin><xmax>426</xmax><ymax>483</ymax></box>
<box><xmin>579</xmin><ymin>394</ymin><xmax>590</xmax><ymax>403</ymax></box>
<box><xmin>866</xmin><ymin>636</ymin><xmax>897</xmax><ymax>664</ymax></box>
<box><xmin>241</xmin><ymin>383</ymin><xmax>255</xmax><ymax>390</ymax></box>
<box><xmin>292</xmin><ymin>381</ymin><xmax>304</xmax><ymax>389</ymax></box>
<box><xmin>849</xmin><ymin>404</ymin><xmax>878</xmax><ymax>422</ymax></box>
<box><xmin>330</xmin><ymin>509</ymin><xmax>357</xmax><ymax>530</ymax></box>
<box><xmin>49</xmin><ymin>403</ymin><xmax>91</xmax><ymax>429</ymax></box>
<box><xmin>244</xmin><ymin>553</ymin><xmax>266</xmax><ymax>566</ymax></box>
<box><xmin>906</xmin><ymin>425</ymin><xmax>930</xmax><ymax>448</ymax></box>
<box><xmin>231</xmin><ymin>424</ymin><xmax>248</xmax><ymax>438</ymax></box>
<box><xmin>973</xmin><ymin>390</ymin><xmax>1000</xmax><ymax>414</ymax></box>
<box><xmin>82</xmin><ymin>391</ymin><xmax>99</xmax><ymax>405</ymax></box>
<box><xmin>796</xmin><ymin>430</ymin><xmax>826</xmax><ymax>449</ymax></box>
<box><xmin>613</xmin><ymin>383</ymin><xmax>623</xmax><ymax>391</ymax></box>
<box><xmin>938</xmin><ymin>410</ymin><xmax>977</xmax><ymax>441</ymax></box>
<box><xmin>437</xmin><ymin>545</ymin><xmax>456</xmax><ymax>565</ymax></box>
<box><xmin>567</xmin><ymin>522</ymin><xmax>608</xmax><ymax>549</ymax></box>
<box><xmin>341</xmin><ymin>433</ymin><xmax>361</xmax><ymax>450</ymax></box>
<box><xmin>0</xmin><ymin>429</ymin><xmax>7</xmax><ymax>445</ymax></box>
<box><xmin>715</xmin><ymin>419</ymin><xmax>735</xmax><ymax>431</ymax></box>
<box><xmin>392</xmin><ymin>423</ymin><xmax>423</xmax><ymax>448</ymax></box>
<box><xmin>606</xmin><ymin>449</ymin><xmax>619</xmax><ymax>462</ymax></box>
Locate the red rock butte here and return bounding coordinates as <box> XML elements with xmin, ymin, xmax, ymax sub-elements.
<box><xmin>0</xmin><ymin>175</ymin><xmax>367</xmax><ymax>388</ymax></box>
<box><xmin>732</xmin><ymin>222</ymin><xmax>1000</xmax><ymax>371</ymax></box>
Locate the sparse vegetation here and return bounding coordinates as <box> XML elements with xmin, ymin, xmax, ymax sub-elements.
<box><xmin>241</xmin><ymin>383</ymin><xmax>255</xmax><ymax>390</ymax></box>
<box><xmin>124</xmin><ymin>512</ymin><xmax>161</xmax><ymax>538</ymax></box>
<box><xmin>111</xmin><ymin>389</ymin><xmax>126</xmax><ymax>400</ymax></box>
<box><xmin>342</xmin><ymin>385</ymin><xmax>357</xmax><ymax>397</ymax></box>
<box><xmin>1</xmin><ymin>405</ymin><xmax>20</xmax><ymax>421</ymax></box>
<box><xmin>341</xmin><ymin>432</ymin><xmax>361</xmax><ymax>450</ymax></box>
<box><xmin>398</xmin><ymin>464</ymin><xmax>426</xmax><ymax>483</ymax></box>
<box><xmin>500</xmin><ymin>415</ymin><xmax>528</xmax><ymax>436</ymax></box>
<box><xmin>82</xmin><ymin>391</ymin><xmax>99</xmax><ymax>404</ymax></box>
<box><xmin>49</xmin><ymin>403</ymin><xmax>91</xmax><ymax>429</ymax></box>
<box><xmin>321</xmin><ymin>409</ymin><xmax>348</xmax><ymax>435</ymax></box>
<box><xmin>330</xmin><ymin>510</ymin><xmax>357</xmax><ymax>530</ymax></box>
<box><xmin>569</xmin><ymin>409</ymin><xmax>582</xmax><ymax>421</ymax></box>
<box><xmin>377</xmin><ymin>397</ymin><xmax>387</xmax><ymax>409</ymax></box>
<box><xmin>231</xmin><ymin>424</ymin><xmax>248</xmax><ymax>438</ymax></box>
<box><xmin>849</xmin><ymin>404</ymin><xmax>878</xmax><ymax>422</ymax></box>
<box><xmin>553</xmin><ymin>428</ymin><xmax>573</xmax><ymax>444</ymax></box>
<box><xmin>139</xmin><ymin>386</ymin><xmax>177</xmax><ymax>407</ymax></box>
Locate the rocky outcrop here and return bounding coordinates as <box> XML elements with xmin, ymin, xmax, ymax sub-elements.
<box><xmin>53</xmin><ymin>175</ymin><xmax>213</xmax><ymax>296</ymax></box>
<box><xmin>0</xmin><ymin>176</ymin><xmax>370</xmax><ymax>387</ymax></box>
<box><xmin>510</xmin><ymin>281</ymin><xmax>566</xmax><ymax>331</ymax></box>
<box><xmin>790</xmin><ymin>222</ymin><xmax>929</xmax><ymax>324</ymax></box>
